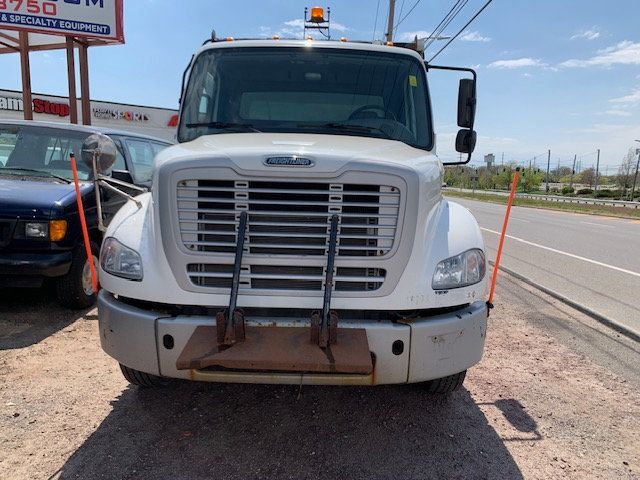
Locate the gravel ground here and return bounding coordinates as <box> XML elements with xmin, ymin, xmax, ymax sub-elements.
<box><xmin>1</xmin><ymin>277</ymin><xmax>639</xmax><ymax>480</ymax></box>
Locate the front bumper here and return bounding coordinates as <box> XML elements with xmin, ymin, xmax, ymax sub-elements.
<box><xmin>0</xmin><ymin>251</ymin><xmax>72</xmax><ymax>280</ymax></box>
<box><xmin>98</xmin><ymin>290</ymin><xmax>488</xmax><ymax>386</ymax></box>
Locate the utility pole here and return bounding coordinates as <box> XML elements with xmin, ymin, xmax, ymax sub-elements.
<box><xmin>632</xmin><ymin>141</ymin><xmax>640</xmax><ymax>201</ymax></box>
<box><xmin>569</xmin><ymin>154</ymin><xmax>576</xmax><ymax>190</ymax></box>
<box><xmin>594</xmin><ymin>149</ymin><xmax>600</xmax><ymax>192</ymax></box>
<box><xmin>386</xmin><ymin>0</ymin><xmax>396</xmax><ymax>42</ymax></box>
<box><xmin>501</xmin><ymin>152</ymin><xmax>504</xmax><ymax>166</ymax></box>
<box><xmin>545</xmin><ymin>149</ymin><xmax>551</xmax><ymax>193</ymax></box>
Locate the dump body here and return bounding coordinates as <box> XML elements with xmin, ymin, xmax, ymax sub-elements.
<box><xmin>97</xmin><ymin>40</ymin><xmax>488</xmax><ymax>385</ymax></box>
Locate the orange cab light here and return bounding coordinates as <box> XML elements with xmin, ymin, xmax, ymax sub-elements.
<box><xmin>225</xmin><ymin>36</ymin><xmax>234</xmax><ymax>42</ymax></box>
<box><xmin>306</xmin><ymin>35</ymin><xmax>313</xmax><ymax>40</ymax></box>
<box><xmin>272</xmin><ymin>34</ymin><xmax>280</xmax><ymax>40</ymax></box>
<box><xmin>340</xmin><ymin>37</ymin><xmax>348</xmax><ymax>42</ymax></box>
<box><xmin>310</xmin><ymin>6</ymin><xmax>325</xmax><ymax>23</ymax></box>
<box><xmin>386</xmin><ymin>41</ymin><xmax>394</xmax><ymax>46</ymax></box>
<box><xmin>49</xmin><ymin>220</ymin><xmax>67</xmax><ymax>242</ymax></box>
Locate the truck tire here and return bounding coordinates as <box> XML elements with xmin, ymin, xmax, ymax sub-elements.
<box><xmin>56</xmin><ymin>242</ymin><xmax>100</xmax><ymax>309</ymax></box>
<box><xmin>119</xmin><ymin>364</ymin><xmax>170</xmax><ymax>387</ymax></box>
<box><xmin>424</xmin><ymin>370</ymin><xmax>467</xmax><ymax>394</ymax></box>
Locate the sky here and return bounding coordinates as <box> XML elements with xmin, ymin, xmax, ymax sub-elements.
<box><xmin>0</xmin><ymin>0</ymin><xmax>639</xmax><ymax>170</ymax></box>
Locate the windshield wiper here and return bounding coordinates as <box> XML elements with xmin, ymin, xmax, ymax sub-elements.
<box><xmin>185</xmin><ymin>121</ymin><xmax>261</xmax><ymax>133</ymax></box>
<box><xmin>298</xmin><ymin>123</ymin><xmax>391</xmax><ymax>139</ymax></box>
<box><xmin>0</xmin><ymin>167</ymin><xmax>71</xmax><ymax>183</ymax></box>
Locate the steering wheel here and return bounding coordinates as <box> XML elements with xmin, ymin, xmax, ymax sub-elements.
<box><xmin>348</xmin><ymin>104</ymin><xmax>397</xmax><ymax>121</ymax></box>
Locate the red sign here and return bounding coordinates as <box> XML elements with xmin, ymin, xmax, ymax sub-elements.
<box><xmin>33</xmin><ymin>98</ymin><xmax>69</xmax><ymax>117</ymax></box>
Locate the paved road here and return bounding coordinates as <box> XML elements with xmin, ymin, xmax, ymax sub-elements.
<box><xmin>448</xmin><ymin>197</ymin><xmax>640</xmax><ymax>337</ymax></box>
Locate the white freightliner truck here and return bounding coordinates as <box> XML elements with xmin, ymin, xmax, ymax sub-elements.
<box><xmin>97</xmin><ymin>36</ymin><xmax>487</xmax><ymax>392</ymax></box>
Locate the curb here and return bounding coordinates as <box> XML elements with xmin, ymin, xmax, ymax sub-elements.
<box><xmin>490</xmin><ymin>262</ymin><xmax>640</xmax><ymax>343</ymax></box>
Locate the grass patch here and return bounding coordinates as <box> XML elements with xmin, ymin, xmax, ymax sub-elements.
<box><xmin>444</xmin><ymin>190</ymin><xmax>640</xmax><ymax>220</ymax></box>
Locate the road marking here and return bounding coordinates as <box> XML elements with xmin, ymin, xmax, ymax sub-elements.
<box><xmin>510</xmin><ymin>217</ymin><xmax>530</xmax><ymax>223</ymax></box>
<box><xmin>580</xmin><ymin>221</ymin><xmax>613</xmax><ymax>228</ymax></box>
<box><xmin>481</xmin><ymin>227</ymin><xmax>640</xmax><ymax>278</ymax></box>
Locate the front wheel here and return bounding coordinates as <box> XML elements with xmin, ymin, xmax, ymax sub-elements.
<box><xmin>56</xmin><ymin>242</ymin><xmax>99</xmax><ymax>309</ymax></box>
<box><xmin>119</xmin><ymin>364</ymin><xmax>170</xmax><ymax>387</ymax></box>
<box><xmin>423</xmin><ymin>370</ymin><xmax>467</xmax><ymax>394</ymax></box>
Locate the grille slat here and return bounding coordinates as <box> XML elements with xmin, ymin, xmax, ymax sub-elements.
<box><xmin>177</xmin><ymin>178</ymin><xmax>401</xmax><ymax>293</ymax></box>
<box><xmin>187</xmin><ymin>264</ymin><xmax>386</xmax><ymax>292</ymax></box>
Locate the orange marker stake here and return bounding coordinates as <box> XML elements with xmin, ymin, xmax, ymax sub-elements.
<box><xmin>487</xmin><ymin>167</ymin><xmax>520</xmax><ymax>308</ymax></box>
<box><xmin>70</xmin><ymin>153</ymin><xmax>99</xmax><ymax>294</ymax></box>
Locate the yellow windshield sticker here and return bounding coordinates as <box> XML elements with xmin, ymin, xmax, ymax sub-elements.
<box><xmin>409</xmin><ymin>75</ymin><xmax>417</xmax><ymax>87</ymax></box>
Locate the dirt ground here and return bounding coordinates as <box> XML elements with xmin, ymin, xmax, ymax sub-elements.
<box><xmin>1</xmin><ymin>276</ymin><xmax>639</xmax><ymax>480</ymax></box>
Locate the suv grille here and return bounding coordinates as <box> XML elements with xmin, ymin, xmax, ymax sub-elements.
<box><xmin>0</xmin><ymin>220</ymin><xmax>15</xmax><ymax>248</ymax></box>
<box><xmin>177</xmin><ymin>180</ymin><xmax>400</xmax><ymax>257</ymax></box>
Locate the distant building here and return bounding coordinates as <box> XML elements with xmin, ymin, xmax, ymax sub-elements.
<box><xmin>0</xmin><ymin>88</ymin><xmax>177</xmax><ymax>142</ymax></box>
<box><xmin>484</xmin><ymin>153</ymin><xmax>495</xmax><ymax>169</ymax></box>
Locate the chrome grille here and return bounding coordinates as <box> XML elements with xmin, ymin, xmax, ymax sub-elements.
<box><xmin>177</xmin><ymin>180</ymin><xmax>401</xmax><ymax>257</ymax></box>
<box><xmin>0</xmin><ymin>219</ymin><xmax>15</xmax><ymax>248</ymax></box>
<box><xmin>187</xmin><ymin>264</ymin><xmax>386</xmax><ymax>292</ymax></box>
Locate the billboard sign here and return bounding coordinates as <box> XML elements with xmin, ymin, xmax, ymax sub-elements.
<box><xmin>0</xmin><ymin>0</ymin><xmax>123</xmax><ymax>41</ymax></box>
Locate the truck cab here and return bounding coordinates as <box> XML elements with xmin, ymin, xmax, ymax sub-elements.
<box><xmin>97</xmin><ymin>39</ymin><xmax>487</xmax><ymax>391</ymax></box>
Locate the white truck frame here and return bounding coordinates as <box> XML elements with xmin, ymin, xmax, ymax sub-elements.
<box><xmin>97</xmin><ymin>39</ymin><xmax>488</xmax><ymax>392</ymax></box>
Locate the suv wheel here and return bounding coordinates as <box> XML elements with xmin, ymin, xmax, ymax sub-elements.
<box><xmin>423</xmin><ymin>370</ymin><xmax>467</xmax><ymax>394</ymax></box>
<box><xmin>56</xmin><ymin>242</ymin><xmax>99</xmax><ymax>309</ymax></box>
<box><xmin>119</xmin><ymin>364</ymin><xmax>170</xmax><ymax>387</ymax></box>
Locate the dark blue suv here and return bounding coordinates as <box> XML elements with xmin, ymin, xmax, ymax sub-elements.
<box><xmin>0</xmin><ymin>120</ymin><xmax>171</xmax><ymax>308</ymax></box>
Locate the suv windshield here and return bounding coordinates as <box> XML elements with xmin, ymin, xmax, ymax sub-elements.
<box><xmin>0</xmin><ymin>125</ymin><xmax>92</xmax><ymax>181</ymax></box>
<box><xmin>178</xmin><ymin>46</ymin><xmax>432</xmax><ymax>149</ymax></box>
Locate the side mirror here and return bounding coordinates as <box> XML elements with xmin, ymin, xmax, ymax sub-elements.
<box><xmin>81</xmin><ymin>133</ymin><xmax>117</xmax><ymax>176</ymax></box>
<box><xmin>455</xmin><ymin>129</ymin><xmax>477</xmax><ymax>154</ymax></box>
<box><xmin>457</xmin><ymin>78</ymin><xmax>476</xmax><ymax>128</ymax></box>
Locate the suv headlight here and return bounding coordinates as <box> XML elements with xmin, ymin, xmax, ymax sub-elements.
<box><xmin>100</xmin><ymin>237</ymin><xmax>143</xmax><ymax>281</ymax></box>
<box><xmin>25</xmin><ymin>222</ymin><xmax>48</xmax><ymax>239</ymax></box>
<box><xmin>432</xmin><ymin>248</ymin><xmax>486</xmax><ymax>290</ymax></box>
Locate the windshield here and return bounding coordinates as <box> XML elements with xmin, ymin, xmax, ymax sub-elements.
<box><xmin>178</xmin><ymin>47</ymin><xmax>432</xmax><ymax>149</ymax></box>
<box><xmin>0</xmin><ymin>125</ymin><xmax>93</xmax><ymax>181</ymax></box>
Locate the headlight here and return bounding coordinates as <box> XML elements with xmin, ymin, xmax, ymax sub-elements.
<box><xmin>100</xmin><ymin>237</ymin><xmax>143</xmax><ymax>280</ymax></box>
<box><xmin>432</xmin><ymin>248</ymin><xmax>486</xmax><ymax>290</ymax></box>
<box><xmin>25</xmin><ymin>222</ymin><xmax>48</xmax><ymax>239</ymax></box>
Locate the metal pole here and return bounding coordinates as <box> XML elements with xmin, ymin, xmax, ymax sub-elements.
<box><xmin>78</xmin><ymin>42</ymin><xmax>91</xmax><ymax>125</ymax></box>
<box><xmin>386</xmin><ymin>0</ymin><xmax>396</xmax><ymax>42</ymax></box>
<box><xmin>594</xmin><ymin>149</ymin><xmax>600</xmax><ymax>192</ymax></box>
<box><xmin>65</xmin><ymin>37</ymin><xmax>78</xmax><ymax>124</ymax></box>
<box><xmin>545</xmin><ymin>149</ymin><xmax>551</xmax><ymax>193</ymax></box>
<box><xmin>569</xmin><ymin>154</ymin><xmax>576</xmax><ymax>190</ymax></box>
<box><xmin>487</xmin><ymin>167</ymin><xmax>521</xmax><ymax>308</ymax></box>
<box><xmin>631</xmin><ymin>144</ymin><xmax>640</xmax><ymax>201</ymax></box>
<box><xmin>18</xmin><ymin>31</ymin><xmax>33</xmax><ymax>121</ymax></box>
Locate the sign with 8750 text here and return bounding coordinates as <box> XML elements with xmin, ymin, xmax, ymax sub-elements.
<box><xmin>0</xmin><ymin>0</ymin><xmax>123</xmax><ymax>41</ymax></box>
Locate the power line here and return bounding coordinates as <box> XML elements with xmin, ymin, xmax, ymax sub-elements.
<box><xmin>392</xmin><ymin>0</ymin><xmax>422</xmax><ymax>32</ymax></box>
<box><xmin>397</xmin><ymin>0</ymin><xmax>406</xmax><ymax>25</ymax></box>
<box><xmin>372</xmin><ymin>0</ymin><xmax>381</xmax><ymax>41</ymax></box>
<box><xmin>423</xmin><ymin>0</ymin><xmax>468</xmax><ymax>52</ymax></box>
<box><xmin>428</xmin><ymin>0</ymin><xmax>494</xmax><ymax>63</ymax></box>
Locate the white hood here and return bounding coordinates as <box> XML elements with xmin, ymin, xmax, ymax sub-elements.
<box><xmin>153</xmin><ymin>133</ymin><xmax>437</xmax><ymax>176</ymax></box>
